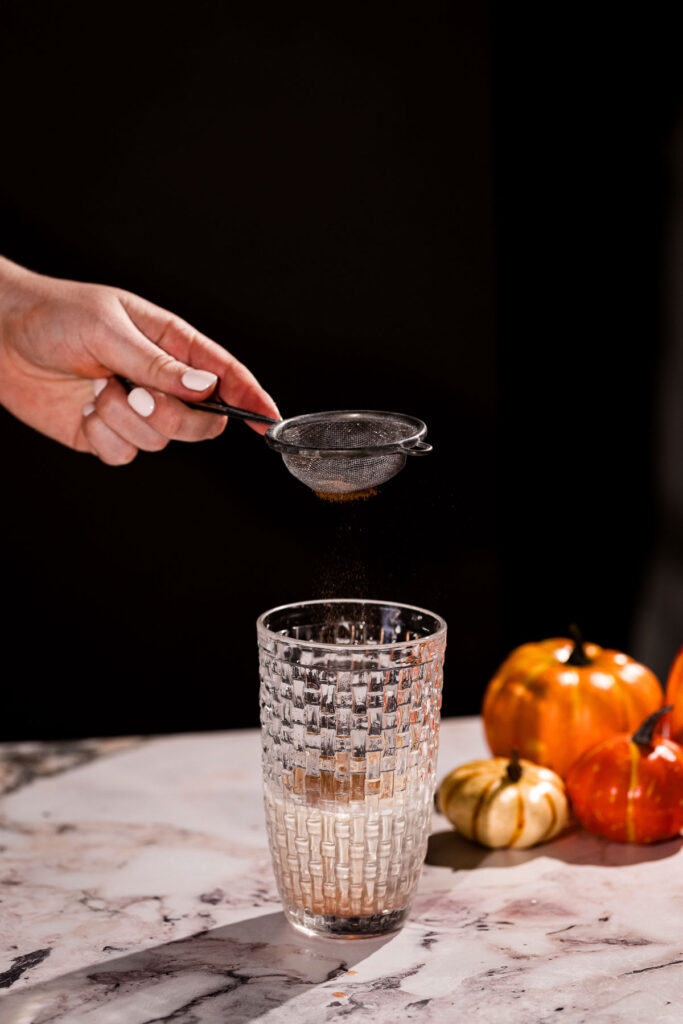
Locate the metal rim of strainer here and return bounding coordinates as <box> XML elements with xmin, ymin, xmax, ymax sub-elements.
<box><xmin>263</xmin><ymin>409</ymin><xmax>432</xmax><ymax>457</ymax></box>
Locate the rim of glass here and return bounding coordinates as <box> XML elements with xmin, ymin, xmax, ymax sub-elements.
<box><xmin>257</xmin><ymin>598</ymin><xmax>447</xmax><ymax>652</ymax></box>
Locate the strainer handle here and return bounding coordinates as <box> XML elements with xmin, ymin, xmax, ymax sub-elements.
<box><xmin>401</xmin><ymin>439</ymin><xmax>433</xmax><ymax>455</ymax></box>
<box><xmin>182</xmin><ymin>396</ymin><xmax>278</xmax><ymax>425</ymax></box>
<box><xmin>116</xmin><ymin>377</ymin><xmax>278</xmax><ymax>425</ymax></box>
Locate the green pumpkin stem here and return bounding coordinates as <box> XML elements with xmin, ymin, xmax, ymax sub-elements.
<box><xmin>506</xmin><ymin>749</ymin><xmax>523</xmax><ymax>783</ymax></box>
<box><xmin>632</xmin><ymin>705</ymin><xmax>673</xmax><ymax>746</ymax></box>
<box><xmin>567</xmin><ymin>623</ymin><xmax>592</xmax><ymax>666</ymax></box>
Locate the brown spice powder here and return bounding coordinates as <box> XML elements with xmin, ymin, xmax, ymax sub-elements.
<box><xmin>314</xmin><ymin>487</ymin><xmax>378</xmax><ymax>503</ymax></box>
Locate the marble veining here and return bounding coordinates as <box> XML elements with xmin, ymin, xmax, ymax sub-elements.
<box><xmin>1</xmin><ymin>720</ymin><xmax>683</xmax><ymax>1023</ymax></box>
<box><xmin>0</xmin><ymin>738</ymin><xmax>141</xmax><ymax>799</ymax></box>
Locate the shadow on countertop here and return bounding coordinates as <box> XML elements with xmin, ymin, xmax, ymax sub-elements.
<box><xmin>0</xmin><ymin>911</ymin><xmax>397</xmax><ymax>1023</ymax></box>
<box><xmin>426</xmin><ymin>827</ymin><xmax>683</xmax><ymax>870</ymax></box>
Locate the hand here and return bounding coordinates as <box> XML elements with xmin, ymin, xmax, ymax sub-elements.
<box><xmin>0</xmin><ymin>257</ymin><xmax>279</xmax><ymax>465</ymax></box>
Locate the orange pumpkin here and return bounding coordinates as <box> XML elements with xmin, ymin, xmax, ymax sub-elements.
<box><xmin>565</xmin><ymin>707</ymin><xmax>683</xmax><ymax>843</ymax></box>
<box><xmin>664</xmin><ymin>646</ymin><xmax>683</xmax><ymax>743</ymax></box>
<box><xmin>482</xmin><ymin>628</ymin><xmax>662</xmax><ymax>777</ymax></box>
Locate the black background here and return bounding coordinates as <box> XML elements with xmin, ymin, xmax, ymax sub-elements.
<box><xmin>0</xmin><ymin>3</ymin><xmax>680</xmax><ymax>739</ymax></box>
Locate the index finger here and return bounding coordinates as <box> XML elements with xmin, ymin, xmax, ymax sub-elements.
<box><xmin>119</xmin><ymin>292</ymin><xmax>281</xmax><ymax>434</ymax></box>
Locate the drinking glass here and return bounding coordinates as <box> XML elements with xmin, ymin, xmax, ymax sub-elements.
<box><xmin>258</xmin><ymin>599</ymin><xmax>447</xmax><ymax>938</ymax></box>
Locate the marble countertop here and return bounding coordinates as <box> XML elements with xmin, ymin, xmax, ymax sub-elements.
<box><xmin>1</xmin><ymin>718</ymin><xmax>683</xmax><ymax>1024</ymax></box>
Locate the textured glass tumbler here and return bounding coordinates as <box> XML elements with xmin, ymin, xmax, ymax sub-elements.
<box><xmin>258</xmin><ymin>599</ymin><xmax>447</xmax><ymax>938</ymax></box>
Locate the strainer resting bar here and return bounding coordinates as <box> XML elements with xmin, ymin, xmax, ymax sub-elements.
<box><xmin>264</xmin><ymin>409</ymin><xmax>432</xmax><ymax>494</ymax></box>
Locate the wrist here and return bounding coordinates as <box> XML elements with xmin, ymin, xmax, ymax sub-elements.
<box><xmin>0</xmin><ymin>258</ymin><xmax>40</xmax><ymax>404</ymax></box>
<box><xmin>0</xmin><ymin>257</ymin><xmax>38</xmax><ymax>342</ymax></box>
<box><xmin>0</xmin><ymin>255</ymin><xmax>35</xmax><ymax>302</ymax></box>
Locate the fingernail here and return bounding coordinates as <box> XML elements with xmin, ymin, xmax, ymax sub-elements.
<box><xmin>83</xmin><ymin>403</ymin><xmax>96</xmax><ymax>417</ymax></box>
<box><xmin>128</xmin><ymin>387</ymin><xmax>155</xmax><ymax>417</ymax></box>
<box><xmin>181</xmin><ymin>369</ymin><xmax>218</xmax><ymax>391</ymax></box>
<box><xmin>93</xmin><ymin>378</ymin><xmax>108</xmax><ymax>397</ymax></box>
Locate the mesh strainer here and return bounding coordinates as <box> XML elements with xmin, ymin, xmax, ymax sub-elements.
<box><xmin>264</xmin><ymin>410</ymin><xmax>432</xmax><ymax>494</ymax></box>
<box><xmin>118</xmin><ymin>379</ymin><xmax>431</xmax><ymax>494</ymax></box>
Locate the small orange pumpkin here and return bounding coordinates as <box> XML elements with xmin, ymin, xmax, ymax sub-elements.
<box><xmin>482</xmin><ymin>628</ymin><xmax>662</xmax><ymax>777</ymax></box>
<box><xmin>664</xmin><ymin>646</ymin><xmax>683</xmax><ymax>743</ymax></box>
<box><xmin>565</xmin><ymin>706</ymin><xmax>683</xmax><ymax>843</ymax></box>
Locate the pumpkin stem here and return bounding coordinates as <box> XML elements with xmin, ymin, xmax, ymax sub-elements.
<box><xmin>567</xmin><ymin>623</ymin><xmax>592</xmax><ymax>666</ymax></box>
<box><xmin>506</xmin><ymin>749</ymin><xmax>523</xmax><ymax>783</ymax></box>
<box><xmin>632</xmin><ymin>705</ymin><xmax>673</xmax><ymax>746</ymax></box>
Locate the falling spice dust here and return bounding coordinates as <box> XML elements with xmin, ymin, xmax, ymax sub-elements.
<box><xmin>316</xmin><ymin>499</ymin><xmax>369</xmax><ymax>604</ymax></box>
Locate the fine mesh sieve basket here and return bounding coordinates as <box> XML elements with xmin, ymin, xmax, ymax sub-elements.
<box><xmin>264</xmin><ymin>410</ymin><xmax>432</xmax><ymax>495</ymax></box>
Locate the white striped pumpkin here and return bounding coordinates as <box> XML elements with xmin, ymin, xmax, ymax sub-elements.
<box><xmin>437</xmin><ymin>753</ymin><xmax>570</xmax><ymax>849</ymax></box>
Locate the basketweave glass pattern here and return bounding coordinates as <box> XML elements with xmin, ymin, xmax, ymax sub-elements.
<box><xmin>258</xmin><ymin>599</ymin><xmax>447</xmax><ymax>937</ymax></box>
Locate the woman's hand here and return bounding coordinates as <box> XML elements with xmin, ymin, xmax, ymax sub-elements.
<box><xmin>0</xmin><ymin>257</ymin><xmax>279</xmax><ymax>464</ymax></box>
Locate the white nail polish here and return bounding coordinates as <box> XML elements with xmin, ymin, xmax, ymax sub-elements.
<box><xmin>182</xmin><ymin>369</ymin><xmax>218</xmax><ymax>391</ymax></box>
<box><xmin>83</xmin><ymin>403</ymin><xmax>96</xmax><ymax>417</ymax></box>
<box><xmin>128</xmin><ymin>387</ymin><xmax>155</xmax><ymax>417</ymax></box>
<box><xmin>93</xmin><ymin>378</ymin><xmax>108</xmax><ymax>397</ymax></box>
